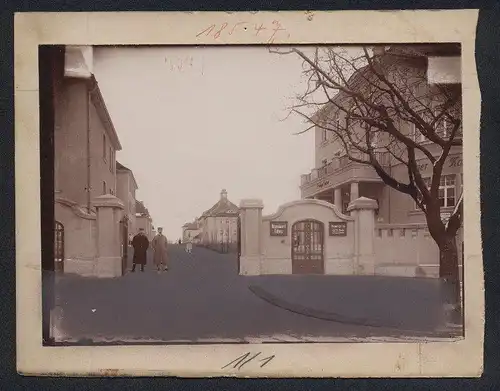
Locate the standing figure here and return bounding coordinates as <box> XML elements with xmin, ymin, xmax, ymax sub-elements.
<box><xmin>152</xmin><ymin>227</ymin><xmax>169</xmax><ymax>272</ymax></box>
<box><xmin>131</xmin><ymin>228</ymin><xmax>149</xmax><ymax>272</ymax></box>
<box><xmin>185</xmin><ymin>235</ymin><xmax>193</xmax><ymax>254</ymax></box>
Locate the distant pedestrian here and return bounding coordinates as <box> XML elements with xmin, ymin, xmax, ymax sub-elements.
<box><xmin>178</xmin><ymin>239</ymin><xmax>182</xmax><ymax>245</ymax></box>
<box><xmin>131</xmin><ymin>229</ymin><xmax>149</xmax><ymax>272</ymax></box>
<box><xmin>152</xmin><ymin>227</ymin><xmax>169</xmax><ymax>272</ymax></box>
<box><xmin>185</xmin><ymin>236</ymin><xmax>193</xmax><ymax>254</ymax></box>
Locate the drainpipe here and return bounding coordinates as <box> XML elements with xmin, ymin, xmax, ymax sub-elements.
<box><xmin>86</xmin><ymin>78</ymin><xmax>98</xmax><ymax>213</ymax></box>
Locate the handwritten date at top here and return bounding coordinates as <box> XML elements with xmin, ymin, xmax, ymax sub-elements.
<box><xmin>221</xmin><ymin>352</ymin><xmax>275</xmax><ymax>370</ymax></box>
<box><xmin>196</xmin><ymin>21</ymin><xmax>289</xmax><ymax>43</ymax></box>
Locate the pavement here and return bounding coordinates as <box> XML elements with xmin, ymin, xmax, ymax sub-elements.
<box><xmin>51</xmin><ymin>245</ymin><xmax>462</xmax><ymax>344</ymax></box>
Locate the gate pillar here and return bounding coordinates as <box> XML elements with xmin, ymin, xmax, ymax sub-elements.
<box><xmin>93</xmin><ymin>194</ymin><xmax>124</xmax><ymax>278</ymax></box>
<box><xmin>239</xmin><ymin>199</ymin><xmax>264</xmax><ymax>275</ymax></box>
<box><xmin>347</xmin><ymin>197</ymin><xmax>378</xmax><ymax>275</ymax></box>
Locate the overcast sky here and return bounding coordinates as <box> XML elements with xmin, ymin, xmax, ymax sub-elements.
<box><xmin>93</xmin><ymin>46</ymin><xmax>315</xmax><ymax>240</ymax></box>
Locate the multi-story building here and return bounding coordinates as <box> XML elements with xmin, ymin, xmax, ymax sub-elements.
<box><xmin>116</xmin><ymin>161</ymin><xmax>138</xmax><ymax>234</ymax></box>
<box><xmin>51</xmin><ymin>45</ymin><xmax>125</xmax><ymax>276</ymax></box>
<box><xmin>198</xmin><ymin>189</ymin><xmax>239</xmax><ymax>252</ymax></box>
<box><xmin>135</xmin><ymin>200</ymin><xmax>154</xmax><ymax>240</ymax></box>
<box><xmin>299</xmin><ymin>44</ymin><xmax>462</xmax><ymax>227</ymax></box>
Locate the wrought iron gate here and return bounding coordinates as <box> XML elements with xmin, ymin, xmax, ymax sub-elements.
<box><xmin>291</xmin><ymin>220</ymin><xmax>324</xmax><ymax>274</ymax></box>
<box><xmin>54</xmin><ymin>221</ymin><xmax>64</xmax><ymax>273</ymax></box>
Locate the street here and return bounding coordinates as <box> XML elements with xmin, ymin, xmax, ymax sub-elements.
<box><xmin>53</xmin><ymin>245</ymin><xmax>461</xmax><ymax>344</ymax></box>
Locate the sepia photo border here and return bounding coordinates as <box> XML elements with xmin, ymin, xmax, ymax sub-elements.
<box><xmin>15</xmin><ymin>9</ymin><xmax>483</xmax><ymax>377</ymax></box>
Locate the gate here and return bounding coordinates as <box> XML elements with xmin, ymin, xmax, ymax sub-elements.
<box><xmin>119</xmin><ymin>216</ymin><xmax>129</xmax><ymax>275</ymax></box>
<box><xmin>54</xmin><ymin>221</ymin><xmax>64</xmax><ymax>273</ymax></box>
<box><xmin>237</xmin><ymin>216</ymin><xmax>241</xmax><ymax>274</ymax></box>
<box><xmin>291</xmin><ymin>220</ymin><xmax>324</xmax><ymax>274</ymax></box>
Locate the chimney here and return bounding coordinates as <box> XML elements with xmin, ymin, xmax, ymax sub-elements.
<box><xmin>221</xmin><ymin>189</ymin><xmax>228</xmax><ymax>200</ymax></box>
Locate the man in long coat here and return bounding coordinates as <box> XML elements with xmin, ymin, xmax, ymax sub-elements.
<box><xmin>131</xmin><ymin>229</ymin><xmax>149</xmax><ymax>272</ymax></box>
<box><xmin>152</xmin><ymin>227</ymin><xmax>169</xmax><ymax>272</ymax></box>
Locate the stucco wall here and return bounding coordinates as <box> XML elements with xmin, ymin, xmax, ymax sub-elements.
<box><xmin>261</xmin><ymin>201</ymin><xmax>355</xmax><ymax>275</ymax></box>
<box><xmin>54</xmin><ymin>79</ymin><xmax>89</xmax><ymax>207</ymax></box>
<box><xmin>55</xmin><ymin>199</ymin><xmax>97</xmax><ymax>276</ymax></box>
<box><xmin>89</xmin><ymin>98</ymin><xmax>116</xmax><ymax>199</ymax></box>
<box><xmin>374</xmin><ymin>225</ymin><xmax>439</xmax><ymax>277</ymax></box>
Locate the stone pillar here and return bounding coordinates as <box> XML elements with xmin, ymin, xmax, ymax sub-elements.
<box><xmin>238</xmin><ymin>199</ymin><xmax>264</xmax><ymax>275</ymax></box>
<box><xmin>93</xmin><ymin>194</ymin><xmax>124</xmax><ymax>278</ymax></box>
<box><xmin>350</xmin><ymin>181</ymin><xmax>359</xmax><ymax>201</ymax></box>
<box><xmin>334</xmin><ymin>187</ymin><xmax>342</xmax><ymax>212</ymax></box>
<box><xmin>347</xmin><ymin>197</ymin><xmax>378</xmax><ymax>275</ymax></box>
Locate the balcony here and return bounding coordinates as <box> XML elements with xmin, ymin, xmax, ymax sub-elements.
<box><xmin>300</xmin><ymin>152</ymin><xmax>390</xmax><ymax>198</ymax></box>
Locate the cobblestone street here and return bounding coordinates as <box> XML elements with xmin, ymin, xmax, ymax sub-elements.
<box><xmin>53</xmin><ymin>245</ymin><xmax>461</xmax><ymax>344</ymax></box>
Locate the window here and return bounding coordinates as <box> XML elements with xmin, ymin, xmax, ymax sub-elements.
<box><xmin>321</xmin><ymin>129</ymin><xmax>327</xmax><ymax>142</ymax></box>
<box><xmin>435</xmin><ymin>108</ymin><xmax>449</xmax><ymax>139</ymax></box>
<box><xmin>103</xmin><ymin>135</ymin><xmax>107</xmax><ymax>161</ymax></box>
<box><xmin>102</xmin><ymin>181</ymin><xmax>107</xmax><ymax>195</ymax></box>
<box><xmin>438</xmin><ymin>174</ymin><xmax>456</xmax><ymax>208</ymax></box>
<box><xmin>109</xmin><ymin>147</ymin><xmax>112</xmax><ymax>171</ymax></box>
<box><xmin>400</xmin><ymin>228</ymin><xmax>406</xmax><ymax>237</ymax></box>
<box><xmin>410</xmin><ymin>122</ymin><xmax>426</xmax><ymax>143</ymax></box>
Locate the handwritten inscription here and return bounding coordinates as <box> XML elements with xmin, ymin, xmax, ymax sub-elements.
<box><xmin>165</xmin><ymin>56</ymin><xmax>195</xmax><ymax>72</ymax></box>
<box><xmin>329</xmin><ymin>222</ymin><xmax>347</xmax><ymax>236</ymax></box>
<box><xmin>270</xmin><ymin>221</ymin><xmax>288</xmax><ymax>237</ymax></box>
<box><xmin>222</xmin><ymin>352</ymin><xmax>275</xmax><ymax>370</ymax></box>
<box><xmin>196</xmin><ymin>20</ymin><xmax>290</xmax><ymax>43</ymax></box>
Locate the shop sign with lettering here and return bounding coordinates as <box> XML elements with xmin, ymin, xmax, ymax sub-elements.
<box><xmin>270</xmin><ymin>221</ymin><xmax>288</xmax><ymax>236</ymax></box>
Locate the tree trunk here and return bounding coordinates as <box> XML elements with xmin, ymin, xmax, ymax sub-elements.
<box><xmin>438</xmin><ymin>235</ymin><xmax>462</xmax><ymax>324</ymax></box>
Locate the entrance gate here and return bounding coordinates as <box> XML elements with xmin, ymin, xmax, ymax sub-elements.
<box><xmin>291</xmin><ymin>220</ymin><xmax>324</xmax><ymax>274</ymax></box>
<box><xmin>119</xmin><ymin>216</ymin><xmax>129</xmax><ymax>275</ymax></box>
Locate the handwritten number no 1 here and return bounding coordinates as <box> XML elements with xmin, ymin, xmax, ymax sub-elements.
<box><xmin>221</xmin><ymin>352</ymin><xmax>275</xmax><ymax>370</ymax></box>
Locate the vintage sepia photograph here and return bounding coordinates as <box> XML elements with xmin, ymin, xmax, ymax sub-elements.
<box><xmin>15</xmin><ymin>10</ymin><xmax>483</xmax><ymax>377</ymax></box>
<box><xmin>41</xmin><ymin>42</ymin><xmax>465</xmax><ymax>345</ymax></box>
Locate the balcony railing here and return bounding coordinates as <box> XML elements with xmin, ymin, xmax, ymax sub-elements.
<box><xmin>301</xmin><ymin>151</ymin><xmax>390</xmax><ymax>186</ymax></box>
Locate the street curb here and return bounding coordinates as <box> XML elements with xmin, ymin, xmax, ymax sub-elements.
<box><xmin>248</xmin><ymin>284</ymin><xmax>462</xmax><ymax>339</ymax></box>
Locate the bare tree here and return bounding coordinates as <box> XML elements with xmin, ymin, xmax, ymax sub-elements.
<box><xmin>272</xmin><ymin>45</ymin><xmax>463</xmax><ymax>310</ymax></box>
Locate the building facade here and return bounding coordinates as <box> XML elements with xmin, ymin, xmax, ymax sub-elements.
<box><xmin>52</xmin><ymin>45</ymin><xmax>127</xmax><ymax>277</ymax></box>
<box><xmin>300</xmin><ymin>45</ymin><xmax>463</xmax><ymax>227</ymax></box>
<box><xmin>136</xmin><ymin>200</ymin><xmax>154</xmax><ymax>240</ymax></box>
<box><xmin>182</xmin><ymin>221</ymin><xmax>201</xmax><ymax>243</ymax></box>
<box><xmin>116</xmin><ymin>161</ymin><xmax>138</xmax><ymax>234</ymax></box>
<box><xmin>197</xmin><ymin>189</ymin><xmax>240</xmax><ymax>252</ymax></box>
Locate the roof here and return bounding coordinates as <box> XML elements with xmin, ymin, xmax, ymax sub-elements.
<box><xmin>202</xmin><ymin>190</ymin><xmax>239</xmax><ymax>217</ymax></box>
<box><xmin>135</xmin><ymin>200</ymin><xmax>150</xmax><ymax>216</ymax></box>
<box><xmin>88</xmin><ymin>75</ymin><xmax>122</xmax><ymax>151</ymax></box>
<box><xmin>183</xmin><ymin>222</ymin><xmax>199</xmax><ymax>230</ymax></box>
<box><xmin>116</xmin><ymin>161</ymin><xmax>129</xmax><ymax>171</ymax></box>
<box><xmin>311</xmin><ymin>44</ymin><xmax>458</xmax><ymax>123</ymax></box>
<box><xmin>116</xmin><ymin>161</ymin><xmax>138</xmax><ymax>190</ymax></box>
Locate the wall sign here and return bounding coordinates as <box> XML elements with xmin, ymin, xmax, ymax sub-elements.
<box><xmin>270</xmin><ymin>221</ymin><xmax>288</xmax><ymax>236</ymax></box>
<box><xmin>329</xmin><ymin>222</ymin><xmax>347</xmax><ymax>236</ymax></box>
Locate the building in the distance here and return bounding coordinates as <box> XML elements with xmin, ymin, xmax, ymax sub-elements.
<box><xmin>197</xmin><ymin>189</ymin><xmax>239</xmax><ymax>252</ymax></box>
<box><xmin>182</xmin><ymin>220</ymin><xmax>201</xmax><ymax>243</ymax></box>
<box><xmin>116</xmin><ymin>161</ymin><xmax>138</xmax><ymax>235</ymax></box>
<box><xmin>136</xmin><ymin>200</ymin><xmax>154</xmax><ymax>240</ymax></box>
